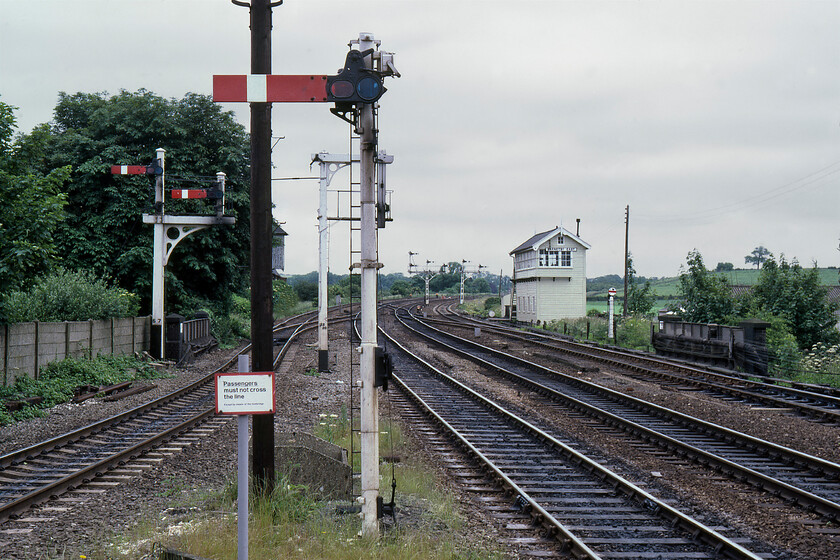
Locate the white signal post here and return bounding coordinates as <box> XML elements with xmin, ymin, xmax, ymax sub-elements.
<box><xmin>357</xmin><ymin>32</ymin><xmax>380</xmax><ymax>538</ymax></box>
<box><xmin>408</xmin><ymin>252</ymin><xmax>439</xmax><ymax>305</ymax></box>
<box><xmin>311</xmin><ymin>152</ymin><xmax>354</xmax><ymax>372</ymax></box>
<box><xmin>213</xmin><ymin>31</ymin><xmax>398</xmax><ymax>538</ymax></box>
<box><xmin>132</xmin><ymin>148</ymin><xmax>236</xmax><ymax>358</ymax></box>
<box><xmin>459</xmin><ymin>260</ymin><xmax>487</xmax><ymax>305</ymax></box>
<box><xmin>608</xmin><ymin>287</ymin><xmax>617</xmax><ymax>339</ymax></box>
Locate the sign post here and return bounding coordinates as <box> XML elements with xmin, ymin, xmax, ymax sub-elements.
<box><xmin>608</xmin><ymin>287</ymin><xmax>617</xmax><ymax>340</ymax></box>
<box><xmin>216</xmin><ymin>358</ymin><xmax>275</xmax><ymax>560</ymax></box>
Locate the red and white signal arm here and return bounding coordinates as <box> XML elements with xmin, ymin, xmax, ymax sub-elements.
<box><xmin>215</xmin><ymin>371</ymin><xmax>275</xmax><ymax>415</ymax></box>
<box><xmin>608</xmin><ymin>288</ymin><xmax>617</xmax><ymax>297</ymax></box>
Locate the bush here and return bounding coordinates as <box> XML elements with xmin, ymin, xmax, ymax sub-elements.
<box><xmin>802</xmin><ymin>342</ymin><xmax>840</xmax><ymax>376</ymax></box>
<box><xmin>484</xmin><ymin>297</ymin><xmax>501</xmax><ymax>310</ymax></box>
<box><xmin>209</xmin><ymin>308</ymin><xmax>249</xmax><ymax>348</ymax></box>
<box><xmin>273</xmin><ymin>280</ymin><xmax>300</xmax><ymax>317</ymax></box>
<box><xmin>616</xmin><ymin>315</ymin><xmax>653</xmax><ymax>351</ymax></box>
<box><xmin>1</xmin><ymin>269</ymin><xmax>139</xmax><ymax>323</ymax></box>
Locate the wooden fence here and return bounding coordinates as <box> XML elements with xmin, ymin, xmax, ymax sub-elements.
<box><xmin>0</xmin><ymin>317</ymin><xmax>151</xmax><ymax>386</ymax></box>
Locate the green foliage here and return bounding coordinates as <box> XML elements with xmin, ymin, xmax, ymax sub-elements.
<box><xmin>273</xmin><ymin>280</ymin><xmax>300</xmax><ymax>317</ymax></box>
<box><xmin>252</xmin><ymin>474</ymin><xmax>319</xmax><ymax>524</ymax></box>
<box><xmin>763</xmin><ymin>314</ymin><xmax>802</xmax><ymax>378</ymax></box>
<box><xmin>616</xmin><ymin>315</ymin><xmax>653</xmax><ymax>350</ymax></box>
<box><xmin>676</xmin><ymin>250</ymin><xmax>735</xmax><ymax>323</ymax></box>
<box><xmin>744</xmin><ymin>256</ymin><xmax>839</xmax><ymax>349</ymax></box>
<box><xmin>0</xmin><ymin>100</ymin><xmax>71</xmax><ymax>295</ymax></box>
<box><xmin>18</xmin><ymin>90</ymin><xmax>251</xmax><ymax>315</ymax></box>
<box><xmin>0</xmin><ymin>354</ymin><xmax>165</xmax><ymax>425</ymax></box>
<box><xmin>715</xmin><ymin>262</ymin><xmax>735</xmax><ymax>272</ymax></box>
<box><xmin>293</xmin><ymin>281</ymin><xmax>318</xmax><ymax>302</ymax></box>
<box><xmin>206</xmin><ymin>304</ymin><xmax>249</xmax><ymax>348</ymax></box>
<box><xmin>1</xmin><ymin>268</ymin><xmax>139</xmax><ymax>323</ymax></box>
<box><xmin>626</xmin><ymin>254</ymin><xmax>656</xmax><ymax>316</ymax></box>
<box><xmin>0</xmin><ymin>97</ymin><xmax>15</xmax><ymax>161</ymax></box>
<box><xmin>465</xmin><ymin>276</ymin><xmax>490</xmax><ymax>293</ymax></box>
<box><xmin>388</xmin><ymin>279</ymin><xmax>415</xmax><ymax>297</ymax></box>
<box><xmin>328</xmin><ymin>274</ymin><xmax>360</xmax><ymax>301</ymax></box>
<box><xmin>484</xmin><ymin>296</ymin><xmax>501</xmax><ymax>310</ymax></box>
<box><xmin>802</xmin><ymin>342</ymin><xmax>840</xmax><ymax>377</ymax></box>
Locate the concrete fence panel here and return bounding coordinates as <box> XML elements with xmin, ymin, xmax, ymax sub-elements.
<box><xmin>67</xmin><ymin>321</ymin><xmax>92</xmax><ymax>358</ymax></box>
<box><xmin>38</xmin><ymin>322</ymin><xmax>67</xmax><ymax>367</ymax></box>
<box><xmin>4</xmin><ymin>323</ymin><xmax>37</xmax><ymax>385</ymax></box>
<box><xmin>0</xmin><ymin>317</ymin><xmax>151</xmax><ymax>387</ymax></box>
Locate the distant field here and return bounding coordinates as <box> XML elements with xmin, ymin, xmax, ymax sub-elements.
<box><xmin>587</xmin><ymin>299</ymin><xmax>672</xmax><ymax>314</ymax></box>
<box><xmin>587</xmin><ymin>267</ymin><xmax>838</xmax><ymax>302</ymax></box>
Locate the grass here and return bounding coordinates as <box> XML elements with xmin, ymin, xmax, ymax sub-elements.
<box><xmin>88</xmin><ymin>412</ymin><xmax>505</xmax><ymax>560</ymax></box>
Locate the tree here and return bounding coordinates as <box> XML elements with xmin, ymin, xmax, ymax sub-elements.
<box><xmin>18</xmin><ymin>90</ymin><xmax>252</xmax><ymax>315</ymax></box>
<box><xmin>746</xmin><ymin>256</ymin><xmax>839</xmax><ymax>349</ymax></box>
<box><xmin>388</xmin><ymin>279</ymin><xmax>414</xmax><ymax>297</ymax></box>
<box><xmin>0</xmin><ymin>99</ymin><xmax>71</xmax><ymax>296</ymax></box>
<box><xmin>465</xmin><ymin>276</ymin><xmax>490</xmax><ymax>294</ymax></box>
<box><xmin>626</xmin><ymin>254</ymin><xmax>656</xmax><ymax>316</ymax></box>
<box><xmin>293</xmin><ymin>281</ymin><xmax>318</xmax><ymax>303</ymax></box>
<box><xmin>715</xmin><ymin>262</ymin><xmax>734</xmax><ymax>272</ymax></box>
<box><xmin>677</xmin><ymin>250</ymin><xmax>735</xmax><ymax>323</ymax></box>
<box><xmin>429</xmin><ymin>262</ymin><xmax>461</xmax><ymax>293</ymax></box>
<box><xmin>744</xmin><ymin>246</ymin><xmax>771</xmax><ymax>269</ymax></box>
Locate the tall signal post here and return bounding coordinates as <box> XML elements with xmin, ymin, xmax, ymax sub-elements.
<box><xmin>312</xmin><ymin>150</ymin><xmax>392</xmax><ymax>374</ymax></box>
<box><xmin>408</xmin><ymin>252</ymin><xmax>439</xmax><ymax>305</ymax></box>
<box><xmin>214</xmin><ymin>24</ymin><xmax>398</xmax><ymax>533</ymax></box>
<box><xmin>312</xmin><ymin>153</ymin><xmax>353</xmax><ymax>373</ymax></box>
<box><xmin>459</xmin><ymin>260</ymin><xmax>487</xmax><ymax>304</ymax></box>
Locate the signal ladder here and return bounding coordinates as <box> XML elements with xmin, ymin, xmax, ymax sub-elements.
<box><xmin>345</xmin><ymin>125</ymin><xmax>364</xmax><ymax>498</ymax></box>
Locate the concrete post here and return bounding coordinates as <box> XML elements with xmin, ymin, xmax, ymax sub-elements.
<box><xmin>358</xmin><ymin>31</ymin><xmax>380</xmax><ymax>538</ymax></box>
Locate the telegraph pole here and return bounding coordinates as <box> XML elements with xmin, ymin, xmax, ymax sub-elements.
<box><xmin>237</xmin><ymin>0</ymin><xmax>280</xmax><ymax>496</ymax></box>
<box><xmin>623</xmin><ymin>205</ymin><xmax>629</xmax><ymax>317</ymax></box>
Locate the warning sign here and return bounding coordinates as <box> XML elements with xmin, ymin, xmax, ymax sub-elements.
<box><xmin>214</xmin><ymin>372</ymin><xmax>275</xmax><ymax>415</ymax></box>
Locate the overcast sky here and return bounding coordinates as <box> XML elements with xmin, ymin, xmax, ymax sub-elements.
<box><xmin>2</xmin><ymin>1</ymin><xmax>838</xmax><ymax>279</ymax></box>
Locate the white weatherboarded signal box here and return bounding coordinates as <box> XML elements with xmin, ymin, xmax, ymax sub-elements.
<box><xmin>215</xmin><ymin>372</ymin><xmax>275</xmax><ymax>415</ymax></box>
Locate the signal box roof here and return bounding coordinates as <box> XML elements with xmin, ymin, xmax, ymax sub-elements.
<box><xmin>509</xmin><ymin>226</ymin><xmax>590</xmax><ymax>255</ymax></box>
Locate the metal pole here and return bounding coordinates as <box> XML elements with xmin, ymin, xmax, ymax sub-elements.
<box><xmin>249</xmin><ymin>0</ymin><xmax>275</xmax><ymax>496</ymax></box>
<box><xmin>357</xmin><ymin>31</ymin><xmax>380</xmax><ymax>538</ymax></box>
<box><xmin>424</xmin><ymin>277</ymin><xmax>430</xmax><ymax>305</ymax></box>
<box><xmin>623</xmin><ymin>205</ymin><xmax>629</xmax><ymax>317</ymax></box>
<box><xmin>317</xmin><ymin>160</ymin><xmax>330</xmax><ymax>372</ymax></box>
<box><xmin>150</xmin><ymin>148</ymin><xmax>166</xmax><ymax>359</ymax></box>
<box><xmin>237</xmin><ymin>354</ymin><xmax>250</xmax><ymax>560</ymax></box>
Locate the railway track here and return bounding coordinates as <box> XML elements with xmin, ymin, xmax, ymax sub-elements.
<box><xmin>0</xmin><ymin>309</ymin><xmax>338</xmax><ymax>524</ymax></box>
<box><xmin>431</xmin><ymin>304</ymin><xmax>840</xmax><ymax>424</ymax></box>
<box><xmin>380</xmin><ymin>315</ymin><xmax>770</xmax><ymax>559</ymax></box>
<box><xmin>389</xmin><ymin>305</ymin><xmax>840</xmax><ymax>523</ymax></box>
